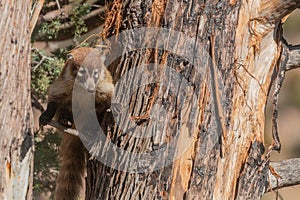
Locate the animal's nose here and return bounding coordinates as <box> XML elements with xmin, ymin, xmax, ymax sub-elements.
<box><xmin>86</xmin><ymin>78</ymin><xmax>95</xmax><ymax>93</ymax></box>
<box><xmin>87</xmin><ymin>87</ymin><xmax>95</xmax><ymax>93</ymax></box>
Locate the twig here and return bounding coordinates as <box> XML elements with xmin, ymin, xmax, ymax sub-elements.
<box><xmin>30</xmin><ymin>0</ymin><xmax>45</xmax><ymax>35</ymax></box>
<box><xmin>47</xmin><ymin>120</ymin><xmax>79</xmax><ymax>137</ymax></box>
<box><xmin>269</xmin><ymin>44</ymin><xmax>289</xmax><ymax>153</ymax></box>
<box><xmin>266</xmin><ymin>43</ymin><xmax>300</xmax><ymax>159</ymax></box>
<box><xmin>31</xmin><ymin>95</ymin><xmax>45</xmax><ymax>112</ymax></box>
<box><xmin>73</xmin><ymin>33</ymin><xmax>102</xmax><ymax>49</ymax></box>
<box><xmin>55</xmin><ymin>0</ymin><xmax>61</xmax><ymax>10</ymax></box>
<box><xmin>31</xmin><ymin>48</ymin><xmax>55</xmax><ymax>71</ymax></box>
<box><xmin>33</xmin><ymin>56</ymin><xmax>46</xmax><ymax>71</ymax></box>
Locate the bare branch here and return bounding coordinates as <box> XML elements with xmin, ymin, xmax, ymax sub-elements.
<box><xmin>34</xmin><ymin>6</ymin><xmax>105</xmax><ymax>41</ymax></box>
<box><xmin>258</xmin><ymin>0</ymin><xmax>300</xmax><ymax>24</ymax></box>
<box><xmin>286</xmin><ymin>45</ymin><xmax>300</xmax><ymax>70</ymax></box>
<box><xmin>30</xmin><ymin>0</ymin><xmax>45</xmax><ymax>35</ymax></box>
<box><xmin>55</xmin><ymin>0</ymin><xmax>61</xmax><ymax>10</ymax></box>
<box><xmin>31</xmin><ymin>95</ymin><xmax>45</xmax><ymax>112</ymax></box>
<box><xmin>47</xmin><ymin>120</ymin><xmax>79</xmax><ymax>136</ymax></box>
<box><xmin>267</xmin><ymin>158</ymin><xmax>300</xmax><ymax>192</ymax></box>
<box><xmin>42</xmin><ymin>5</ymin><xmax>72</xmax><ymax>22</ymax></box>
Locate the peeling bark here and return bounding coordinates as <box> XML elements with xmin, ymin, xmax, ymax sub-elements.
<box><xmin>84</xmin><ymin>0</ymin><xmax>300</xmax><ymax>199</ymax></box>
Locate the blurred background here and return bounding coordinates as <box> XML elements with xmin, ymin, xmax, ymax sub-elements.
<box><xmin>30</xmin><ymin>1</ymin><xmax>300</xmax><ymax>199</ymax></box>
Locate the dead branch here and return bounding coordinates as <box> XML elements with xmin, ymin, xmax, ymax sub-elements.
<box><xmin>258</xmin><ymin>0</ymin><xmax>300</xmax><ymax>24</ymax></box>
<box><xmin>269</xmin><ymin>44</ymin><xmax>300</xmax><ymax>155</ymax></box>
<box><xmin>47</xmin><ymin>120</ymin><xmax>79</xmax><ymax>136</ymax></box>
<box><xmin>30</xmin><ymin>0</ymin><xmax>45</xmax><ymax>35</ymax></box>
<box><xmin>42</xmin><ymin>0</ymin><xmax>103</xmax><ymax>14</ymax></box>
<box><xmin>41</xmin><ymin>5</ymin><xmax>73</xmax><ymax>22</ymax></box>
<box><xmin>31</xmin><ymin>95</ymin><xmax>45</xmax><ymax>112</ymax></box>
<box><xmin>286</xmin><ymin>45</ymin><xmax>300</xmax><ymax>70</ymax></box>
<box><xmin>267</xmin><ymin>158</ymin><xmax>300</xmax><ymax>192</ymax></box>
<box><xmin>34</xmin><ymin>6</ymin><xmax>105</xmax><ymax>41</ymax></box>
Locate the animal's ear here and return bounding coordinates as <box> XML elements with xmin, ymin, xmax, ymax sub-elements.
<box><xmin>65</xmin><ymin>53</ymin><xmax>79</xmax><ymax>72</ymax></box>
<box><xmin>67</xmin><ymin>53</ymin><xmax>74</xmax><ymax>61</ymax></box>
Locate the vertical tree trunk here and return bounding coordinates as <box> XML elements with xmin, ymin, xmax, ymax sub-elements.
<box><xmin>0</xmin><ymin>1</ymin><xmax>33</xmax><ymax>199</ymax></box>
<box><xmin>85</xmin><ymin>0</ymin><xmax>300</xmax><ymax>199</ymax></box>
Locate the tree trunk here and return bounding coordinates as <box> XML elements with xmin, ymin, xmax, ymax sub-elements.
<box><xmin>85</xmin><ymin>0</ymin><xmax>300</xmax><ymax>199</ymax></box>
<box><xmin>0</xmin><ymin>1</ymin><xmax>33</xmax><ymax>199</ymax></box>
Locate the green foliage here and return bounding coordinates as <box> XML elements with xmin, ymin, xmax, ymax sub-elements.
<box><xmin>31</xmin><ymin>3</ymin><xmax>92</xmax><ymax>101</ymax></box>
<box><xmin>70</xmin><ymin>3</ymin><xmax>92</xmax><ymax>40</ymax></box>
<box><xmin>38</xmin><ymin>19</ymin><xmax>62</xmax><ymax>40</ymax></box>
<box><xmin>36</xmin><ymin>3</ymin><xmax>91</xmax><ymax>41</ymax></box>
<box><xmin>31</xmin><ymin>48</ymin><xmax>65</xmax><ymax>100</ymax></box>
<box><xmin>33</xmin><ymin>129</ymin><xmax>61</xmax><ymax>199</ymax></box>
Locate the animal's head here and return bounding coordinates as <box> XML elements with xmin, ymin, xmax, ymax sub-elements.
<box><xmin>66</xmin><ymin>47</ymin><xmax>107</xmax><ymax>93</ymax></box>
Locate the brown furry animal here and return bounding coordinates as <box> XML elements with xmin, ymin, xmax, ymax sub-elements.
<box><xmin>39</xmin><ymin>47</ymin><xmax>114</xmax><ymax>200</ymax></box>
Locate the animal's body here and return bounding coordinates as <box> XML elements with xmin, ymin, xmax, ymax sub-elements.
<box><xmin>39</xmin><ymin>47</ymin><xmax>114</xmax><ymax>200</ymax></box>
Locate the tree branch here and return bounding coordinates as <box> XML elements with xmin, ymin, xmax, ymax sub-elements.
<box><xmin>34</xmin><ymin>6</ymin><xmax>105</xmax><ymax>41</ymax></box>
<box><xmin>47</xmin><ymin>120</ymin><xmax>79</xmax><ymax>136</ymax></box>
<box><xmin>31</xmin><ymin>95</ymin><xmax>45</xmax><ymax>112</ymax></box>
<box><xmin>267</xmin><ymin>158</ymin><xmax>300</xmax><ymax>192</ymax></box>
<box><xmin>258</xmin><ymin>0</ymin><xmax>300</xmax><ymax>24</ymax></box>
<box><xmin>30</xmin><ymin>0</ymin><xmax>45</xmax><ymax>35</ymax></box>
<box><xmin>286</xmin><ymin>45</ymin><xmax>300</xmax><ymax>70</ymax></box>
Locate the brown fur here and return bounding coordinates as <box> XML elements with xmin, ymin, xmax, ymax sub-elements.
<box><xmin>40</xmin><ymin>47</ymin><xmax>114</xmax><ymax>200</ymax></box>
<box><xmin>55</xmin><ymin>133</ymin><xmax>86</xmax><ymax>200</ymax></box>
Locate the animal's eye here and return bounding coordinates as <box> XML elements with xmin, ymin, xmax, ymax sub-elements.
<box><xmin>77</xmin><ymin>67</ymin><xmax>86</xmax><ymax>77</ymax></box>
<box><xmin>94</xmin><ymin>70</ymin><xmax>99</xmax><ymax>79</ymax></box>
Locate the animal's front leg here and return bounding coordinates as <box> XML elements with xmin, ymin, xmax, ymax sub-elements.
<box><xmin>39</xmin><ymin>101</ymin><xmax>58</xmax><ymax>126</ymax></box>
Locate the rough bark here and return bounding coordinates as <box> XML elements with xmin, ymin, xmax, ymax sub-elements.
<box><xmin>286</xmin><ymin>45</ymin><xmax>300</xmax><ymax>70</ymax></box>
<box><xmin>0</xmin><ymin>1</ymin><xmax>33</xmax><ymax>200</ymax></box>
<box><xmin>84</xmin><ymin>0</ymin><xmax>300</xmax><ymax>199</ymax></box>
<box><xmin>268</xmin><ymin>158</ymin><xmax>300</xmax><ymax>192</ymax></box>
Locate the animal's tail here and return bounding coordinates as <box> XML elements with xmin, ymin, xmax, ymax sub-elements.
<box><xmin>55</xmin><ymin>133</ymin><xmax>86</xmax><ymax>200</ymax></box>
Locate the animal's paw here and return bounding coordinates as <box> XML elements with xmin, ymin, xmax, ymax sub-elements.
<box><xmin>39</xmin><ymin>112</ymin><xmax>52</xmax><ymax>127</ymax></box>
<box><xmin>59</xmin><ymin>118</ymin><xmax>72</xmax><ymax>128</ymax></box>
